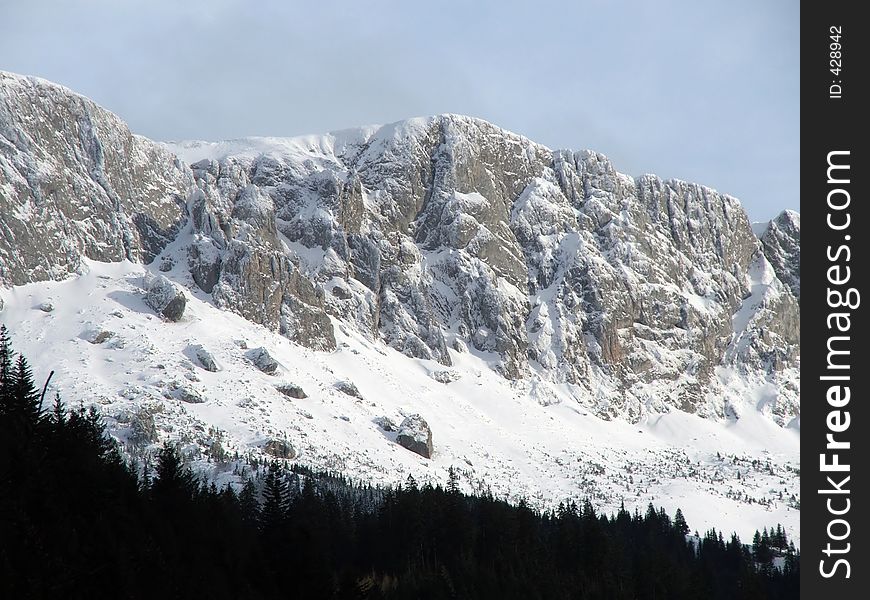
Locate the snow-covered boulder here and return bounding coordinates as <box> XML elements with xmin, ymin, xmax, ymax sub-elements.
<box><xmin>176</xmin><ymin>387</ymin><xmax>203</xmax><ymax>404</ymax></box>
<box><xmin>190</xmin><ymin>344</ymin><xmax>219</xmax><ymax>372</ymax></box>
<box><xmin>335</xmin><ymin>380</ymin><xmax>363</xmax><ymax>399</ymax></box>
<box><xmin>144</xmin><ymin>274</ymin><xmax>186</xmax><ymax>322</ymax></box>
<box><xmin>276</xmin><ymin>384</ymin><xmax>307</xmax><ymax>399</ymax></box>
<box><xmin>263</xmin><ymin>439</ymin><xmax>296</xmax><ymax>459</ymax></box>
<box><xmin>374</xmin><ymin>416</ymin><xmax>397</xmax><ymax>432</ymax></box>
<box><xmin>247</xmin><ymin>347</ymin><xmax>278</xmax><ymax>374</ymax></box>
<box><xmin>81</xmin><ymin>328</ymin><xmax>115</xmax><ymax>345</ymax></box>
<box><xmin>396</xmin><ymin>414</ymin><xmax>433</xmax><ymax>459</ymax></box>
<box><xmin>430</xmin><ymin>370</ymin><xmax>460</xmax><ymax>384</ymax></box>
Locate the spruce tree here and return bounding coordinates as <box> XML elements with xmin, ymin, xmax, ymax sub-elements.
<box><xmin>674</xmin><ymin>508</ymin><xmax>690</xmax><ymax>536</ymax></box>
<box><xmin>260</xmin><ymin>461</ymin><xmax>289</xmax><ymax>531</ymax></box>
<box><xmin>152</xmin><ymin>444</ymin><xmax>196</xmax><ymax>506</ymax></box>
<box><xmin>0</xmin><ymin>325</ymin><xmax>12</xmax><ymax>404</ymax></box>
<box><xmin>51</xmin><ymin>392</ymin><xmax>66</xmax><ymax>427</ymax></box>
<box><xmin>447</xmin><ymin>466</ymin><xmax>460</xmax><ymax>494</ymax></box>
<box><xmin>12</xmin><ymin>354</ymin><xmax>42</xmax><ymax>429</ymax></box>
<box><xmin>239</xmin><ymin>478</ymin><xmax>260</xmax><ymax>523</ymax></box>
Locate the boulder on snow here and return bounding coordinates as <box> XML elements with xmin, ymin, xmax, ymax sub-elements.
<box><xmin>247</xmin><ymin>347</ymin><xmax>279</xmax><ymax>374</ymax></box>
<box><xmin>263</xmin><ymin>439</ymin><xmax>296</xmax><ymax>459</ymax></box>
<box><xmin>176</xmin><ymin>386</ymin><xmax>204</xmax><ymax>404</ymax></box>
<box><xmin>162</xmin><ymin>380</ymin><xmax>204</xmax><ymax>403</ymax></box>
<box><xmin>373</xmin><ymin>416</ymin><xmax>397</xmax><ymax>432</ymax></box>
<box><xmin>129</xmin><ymin>407</ymin><xmax>159</xmax><ymax>445</ymax></box>
<box><xmin>396</xmin><ymin>414</ymin><xmax>433</xmax><ymax>459</ymax></box>
<box><xmin>335</xmin><ymin>380</ymin><xmax>363</xmax><ymax>399</ymax></box>
<box><xmin>430</xmin><ymin>370</ymin><xmax>460</xmax><ymax>384</ymax></box>
<box><xmin>81</xmin><ymin>328</ymin><xmax>115</xmax><ymax>344</ymax></box>
<box><xmin>276</xmin><ymin>384</ymin><xmax>307</xmax><ymax>399</ymax></box>
<box><xmin>190</xmin><ymin>344</ymin><xmax>219</xmax><ymax>372</ymax></box>
<box><xmin>38</xmin><ymin>301</ymin><xmax>54</xmax><ymax>313</ymax></box>
<box><xmin>144</xmin><ymin>274</ymin><xmax>186</xmax><ymax>321</ymax></box>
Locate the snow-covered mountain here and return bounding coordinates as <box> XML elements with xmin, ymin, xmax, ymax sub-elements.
<box><xmin>0</xmin><ymin>71</ymin><xmax>800</xmax><ymax>543</ymax></box>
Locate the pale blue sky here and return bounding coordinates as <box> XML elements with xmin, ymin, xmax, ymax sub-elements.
<box><xmin>0</xmin><ymin>0</ymin><xmax>798</xmax><ymax>221</ymax></box>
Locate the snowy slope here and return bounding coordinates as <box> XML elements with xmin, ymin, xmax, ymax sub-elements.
<box><xmin>0</xmin><ymin>255</ymin><xmax>800</xmax><ymax>546</ymax></box>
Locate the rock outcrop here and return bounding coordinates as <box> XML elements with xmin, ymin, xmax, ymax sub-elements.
<box><xmin>144</xmin><ymin>274</ymin><xmax>186</xmax><ymax>321</ymax></box>
<box><xmin>172</xmin><ymin>117</ymin><xmax>799</xmax><ymax>422</ymax></box>
<box><xmin>190</xmin><ymin>344</ymin><xmax>219</xmax><ymax>372</ymax></box>
<box><xmin>0</xmin><ymin>72</ymin><xmax>190</xmax><ymax>286</ymax></box>
<box><xmin>0</xmin><ymin>72</ymin><xmax>801</xmax><ymax>425</ymax></box>
<box><xmin>276</xmin><ymin>384</ymin><xmax>307</xmax><ymax>399</ymax></box>
<box><xmin>247</xmin><ymin>347</ymin><xmax>279</xmax><ymax>375</ymax></box>
<box><xmin>760</xmin><ymin>210</ymin><xmax>800</xmax><ymax>301</ymax></box>
<box><xmin>396</xmin><ymin>414</ymin><xmax>434</xmax><ymax>459</ymax></box>
<box><xmin>263</xmin><ymin>439</ymin><xmax>296</xmax><ymax>459</ymax></box>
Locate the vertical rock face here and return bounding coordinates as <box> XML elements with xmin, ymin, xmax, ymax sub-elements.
<box><xmin>760</xmin><ymin>210</ymin><xmax>800</xmax><ymax>301</ymax></box>
<box><xmin>0</xmin><ymin>72</ymin><xmax>190</xmax><ymax>285</ymax></box>
<box><xmin>184</xmin><ymin>157</ymin><xmax>338</xmax><ymax>351</ymax></box>
<box><xmin>172</xmin><ymin>116</ymin><xmax>799</xmax><ymax>422</ymax></box>
<box><xmin>0</xmin><ymin>72</ymin><xmax>800</xmax><ymax>425</ymax></box>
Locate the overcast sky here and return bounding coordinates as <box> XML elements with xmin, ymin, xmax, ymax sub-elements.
<box><xmin>1</xmin><ymin>0</ymin><xmax>798</xmax><ymax>221</ymax></box>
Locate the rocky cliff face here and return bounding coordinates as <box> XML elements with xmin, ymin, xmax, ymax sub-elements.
<box><xmin>0</xmin><ymin>72</ymin><xmax>800</xmax><ymax>424</ymax></box>
<box><xmin>0</xmin><ymin>72</ymin><xmax>190</xmax><ymax>285</ymax></box>
<box><xmin>760</xmin><ymin>210</ymin><xmax>800</xmax><ymax>301</ymax></box>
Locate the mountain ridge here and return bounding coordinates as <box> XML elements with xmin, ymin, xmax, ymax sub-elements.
<box><xmin>0</xmin><ymin>70</ymin><xmax>801</xmax><ymax>544</ymax></box>
<box><xmin>1</xmin><ymin>71</ymin><xmax>799</xmax><ymax>424</ymax></box>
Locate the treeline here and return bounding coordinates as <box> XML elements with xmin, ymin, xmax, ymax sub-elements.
<box><xmin>0</xmin><ymin>326</ymin><xmax>799</xmax><ymax>599</ymax></box>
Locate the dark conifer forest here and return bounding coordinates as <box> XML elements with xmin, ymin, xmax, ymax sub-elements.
<box><xmin>0</xmin><ymin>325</ymin><xmax>799</xmax><ymax>599</ymax></box>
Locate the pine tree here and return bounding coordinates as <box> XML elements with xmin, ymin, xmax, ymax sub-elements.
<box><xmin>260</xmin><ymin>461</ymin><xmax>289</xmax><ymax>531</ymax></box>
<box><xmin>446</xmin><ymin>466</ymin><xmax>460</xmax><ymax>495</ymax></box>
<box><xmin>674</xmin><ymin>508</ymin><xmax>690</xmax><ymax>536</ymax></box>
<box><xmin>0</xmin><ymin>349</ymin><xmax>42</xmax><ymax>436</ymax></box>
<box><xmin>152</xmin><ymin>444</ymin><xmax>196</xmax><ymax>505</ymax></box>
<box><xmin>239</xmin><ymin>478</ymin><xmax>260</xmax><ymax>523</ymax></box>
<box><xmin>0</xmin><ymin>325</ymin><xmax>13</xmax><ymax>409</ymax></box>
<box><xmin>51</xmin><ymin>392</ymin><xmax>66</xmax><ymax>427</ymax></box>
<box><xmin>12</xmin><ymin>354</ymin><xmax>42</xmax><ymax>428</ymax></box>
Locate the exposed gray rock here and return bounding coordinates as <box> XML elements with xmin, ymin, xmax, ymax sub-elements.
<box><xmin>335</xmin><ymin>380</ymin><xmax>363</xmax><ymax>399</ymax></box>
<box><xmin>161</xmin><ymin>380</ymin><xmax>204</xmax><ymax>403</ymax></box>
<box><xmin>176</xmin><ymin>386</ymin><xmax>204</xmax><ymax>404</ymax></box>
<box><xmin>247</xmin><ymin>347</ymin><xmax>278</xmax><ymax>374</ymax></box>
<box><xmin>166</xmin><ymin>114</ymin><xmax>799</xmax><ymax>421</ymax></box>
<box><xmin>374</xmin><ymin>416</ymin><xmax>397</xmax><ymax>432</ymax></box>
<box><xmin>144</xmin><ymin>274</ymin><xmax>186</xmax><ymax>321</ymax></box>
<box><xmin>0</xmin><ymin>72</ymin><xmax>801</xmax><ymax>425</ymax></box>
<box><xmin>276</xmin><ymin>384</ymin><xmax>307</xmax><ymax>399</ymax></box>
<box><xmin>430</xmin><ymin>370</ymin><xmax>460</xmax><ymax>384</ymax></box>
<box><xmin>0</xmin><ymin>72</ymin><xmax>190</xmax><ymax>287</ymax></box>
<box><xmin>760</xmin><ymin>210</ymin><xmax>800</xmax><ymax>301</ymax></box>
<box><xmin>38</xmin><ymin>301</ymin><xmax>54</xmax><ymax>312</ymax></box>
<box><xmin>263</xmin><ymin>439</ymin><xmax>296</xmax><ymax>459</ymax></box>
<box><xmin>191</xmin><ymin>344</ymin><xmax>219</xmax><ymax>372</ymax></box>
<box><xmin>82</xmin><ymin>328</ymin><xmax>115</xmax><ymax>344</ymax></box>
<box><xmin>129</xmin><ymin>407</ymin><xmax>159</xmax><ymax>445</ymax></box>
<box><xmin>185</xmin><ymin>167</ymin><xmax>337</xmax><ymax>351</ymax></box>
<box><xmin>396</xmin><ymin>414</ymin><xmax>433</xmax><ymax>459</ymax></box>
